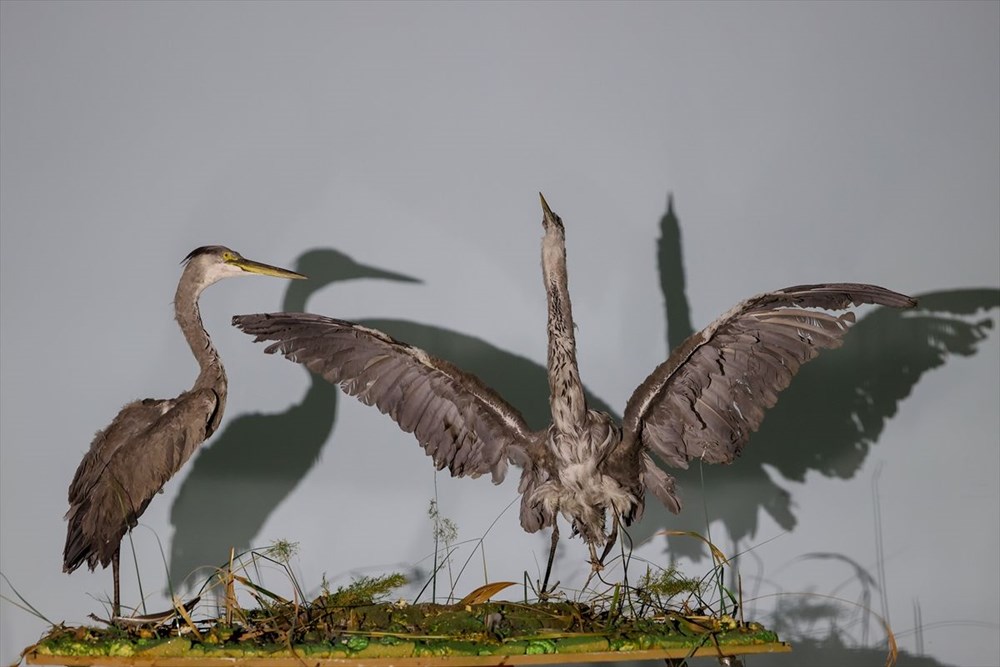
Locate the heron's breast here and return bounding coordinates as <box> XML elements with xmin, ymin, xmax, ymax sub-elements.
<box><xmin>555</xmin><ymin>464</ymin><xmax>636</xmax><ymax>507</ymax></box>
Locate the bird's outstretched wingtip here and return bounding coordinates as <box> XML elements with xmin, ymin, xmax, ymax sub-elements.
<box><xmin>231</xmin><ymin>314</ymin><xmax>256</xmax><ymax>331</ymax></box>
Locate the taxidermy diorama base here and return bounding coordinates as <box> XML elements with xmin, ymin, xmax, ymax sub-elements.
<box><xmin>22</xmin><ymin>566</ymin><xmax>790</xmax><ymax>666</ymax></box>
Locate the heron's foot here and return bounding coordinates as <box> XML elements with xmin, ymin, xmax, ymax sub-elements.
<box><xmin>587</xmin><ymin>542</ymin><xmax>608</xmax><ymax>574</ymax></box>
<box><xmin>536</xmin><ymin>578</ymin><xmax>560</xmax><ymax>601</ymax></box>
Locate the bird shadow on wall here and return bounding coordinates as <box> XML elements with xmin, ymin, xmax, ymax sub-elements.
<box><xmin>168</xmin><ymin>196</ymin><xmax>999</xmax><ymax>633</ymax></box>
<box><xmin>618</xmin><ymin>199</ymin><xmax>998</xmax><ymax>667</ymax></box>
<box><xmin>630</xmin><ymin>197</ymin><xmax>1000</xmax><ymax>560</ymax></box>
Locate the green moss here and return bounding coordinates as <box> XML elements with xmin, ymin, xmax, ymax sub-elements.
<box><xmin>30</xmin><ymin>598</ymin><xmax>785</xmax><ymax>661</ymax></box>
<box><xmin>525</xmin><ymin>639</ymin><xmax>557</xmax><ymax>655</ymax></box>
<box><xmin>414</xmin><ymin>640</ymin><xmax>490</xmax><ymax>657</ymax></box>
<box><xmin>553</xmin><ymin>635</ymin><xmax>610</xmax><ymax>653</ymax></box>
<box><xmin>135</xmin><ymin>637</ymin><xmax>191</xmax><ymax>657</ymax></box>
<box><xmin>353</xmin><ymin>640</ymin><xmax>416</xmax><ymax>658</ymax></box>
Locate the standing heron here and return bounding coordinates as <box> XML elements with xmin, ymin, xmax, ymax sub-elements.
<box><xmin>63</xmin><ymin>246</ymin><xmax>305</xmax><ymax>618</ymax></box>
<box><xmin>233</xmin><ymin>196</ymin><xmax>915</xmax><ymax>595</ymax></box>
<box><xmin>167</xmin><ymin>249</ymin><xmax>419</xmax><ymax>585</ymax></box>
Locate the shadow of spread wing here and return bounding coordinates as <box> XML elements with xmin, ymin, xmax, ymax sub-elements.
<box><xmin>749</xmin><ymin>287</ymin><xmax>1000</xmax><ymax>482</ymax></box>
<box><xmin>631</xmin><ymin>287</ymin><xmax>998</xmax><ymax>557</ymax></box>
<box><xmin>233</xmin><ymin>312</ymin><xmax>537</xmax><ymax>482</ymax></box>
<box><xmin>621</xmin><ymin>284</ymin><xmax>916</xmax><ymax>484</ymax></box>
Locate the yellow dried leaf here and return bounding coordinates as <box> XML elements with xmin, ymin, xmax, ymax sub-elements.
<box><xmin>458</xmin><ymin>581</ymin><xmax>518</xmax><ymax>605</ymax></box>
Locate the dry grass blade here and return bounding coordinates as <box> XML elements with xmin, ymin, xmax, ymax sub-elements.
<box><xmin>751</xmin><ymin>591</ymin><xmax>898</xmax><ymax>667</ymax></box>
<box><xmin>113</xmin><ymin>596</ymin><xmax>201</xmax><ymax>627</ymax></box>
<box><xmin>676</xmin><ymin>614</ymin><xmax>721</xmax><ymax>635</ymax></box>
<box><xmin>659</xmin><ymin>530</ymin><xmax>730</xmax><ymax>566</ymax></box>
<box><xmin>232</xmin><ymin>574</ymin><xmax>289</xmax><ymax>604</ymax></box>
<box><xmin>884</xmin><ymin>618</ymin><xmax>898</xmax><ymax>667</ymax></box>
<box><xmin>226</xmin><ymin>547</ymin><xmax>236</xmax><ymax>626</ymax></box>
<box><xmin>458</xmin><ymin>582</ymin><xmax>518</xmax><ymax>605</ymax></box>
<box><xmin>1</xmin><ymin>573</ymin><xmax>55</xmax><ymax>627</ymax></box>
<box><xmin>171</xmin><ymin>596</ymin><xmax>203</xmax><ymax>642</ymax></box>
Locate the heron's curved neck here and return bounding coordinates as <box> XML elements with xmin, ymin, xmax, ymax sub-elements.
<box><xmin>542</xmin><ymin>228</ymin><xmax>587</xmax><ymax>431</ymax></box>
<box><xmin>174</xmin><ymin>272</ymin><xmax>227</xmax><ymax>393</ymax></box>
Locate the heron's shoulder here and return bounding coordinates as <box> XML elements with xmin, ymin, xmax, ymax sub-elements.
<box><xmin>163</xmin><ymin>388</ymin><xmax>223</xmax><ymax>427</ymax></box>
<box><xmin>95</xmin><ymin>398</ymin><xmax>175</xmax><ymax>440</ymax></box>
<box><xmin>103</xmin><ymin>391</ymin><xmax>218</xmax><ymax>442</ymax></box>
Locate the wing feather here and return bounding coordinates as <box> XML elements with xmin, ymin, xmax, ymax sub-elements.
<box><xmin>233</xmin><ymin>312</ymin><xmax>536</xmax><ymax>481</ymax></box>
<box><xmin>64</xmin><ymin>389</ymin><xmax>218</xmax><ymax>571</ymax></box>
<box><xmin>622</xmin><ymin>283</ymin><xmax>915</xmax><ymax>471</ymax></box>
<box><xmin>642</xmin><ymin>454</ymin><xmax>681</xmax><ymax>515</ymax></box>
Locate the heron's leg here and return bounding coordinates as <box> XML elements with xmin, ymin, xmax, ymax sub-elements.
<box><xmin>539</xmin><ymin>524</ymin><xmax>560</xmax><ymax>599</ymax></box>
<box><xmin>587</xmin><ymin>543</ymin><xmax>600</xmax><ymax>569</ymax></box>
<box><xmin>112</xmin><ymin>547</ymin><xmax>121</xmax><ymax>619</ymax></box>
<box><xmin>580</xmin><ymin>543</ymin><xmax>603</xmax><ymax>594</ymax></box>
<box><xmin>596</xmin><ymin>517</ymin><xmax>620</xmax><ymax>567</ymax></box>
<box><xmin>582</xmin><ymin>518</ymin><xmax>621</xmax><ymax>593</ymax></box>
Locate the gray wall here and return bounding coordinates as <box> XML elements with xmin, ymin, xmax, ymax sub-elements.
<box><xmin>1</xmin><ymin>3</ymin><xmax>997</xmax><ymax>665</ymax></box>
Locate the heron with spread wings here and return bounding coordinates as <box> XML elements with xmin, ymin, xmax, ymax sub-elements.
<box><xmin>234</xmin><ymin>196</ymin><xmax>915</xmax><ymax>595</ymax></box>
<box><xmin>64</xmin><ymin>246</ymin><xmax>305</xmax><ymax>618</ymax></box>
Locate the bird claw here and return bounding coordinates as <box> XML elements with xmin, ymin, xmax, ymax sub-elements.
<box><xmin>536</xmin><ymin>579</ymin><xmax>560</xmax><ymax>601</ymax></box>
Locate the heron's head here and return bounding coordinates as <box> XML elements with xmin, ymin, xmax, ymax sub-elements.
<box><xmin>539</xmin><ymin>193</ymin><xmax>565</xmax><ymax>237</ymax></box>
<box><xmin>182</xmin><ymin>245</ymin><xmax>306</xmax><ymax>290</ymax></box>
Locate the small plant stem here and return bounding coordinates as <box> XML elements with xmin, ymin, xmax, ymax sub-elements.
<box><xmin>226</xmin><ymin>547</ymin><xmax>235</xmax><ymax>626</ymax></box>
<box><xmin>126</xmin><ymin>533</ymin><xmax>147</xmax><ymax>615</ymax></box>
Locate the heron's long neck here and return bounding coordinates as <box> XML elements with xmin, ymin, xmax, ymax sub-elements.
<box><xmin>542</xmin><ymin>229</ymin><xmax>587</xmax><ymax>432</ymax></box>
<box><xmin>174</xmin><ymin>272</ymin><xmax>228</xmax><ymax>397</ymax></box>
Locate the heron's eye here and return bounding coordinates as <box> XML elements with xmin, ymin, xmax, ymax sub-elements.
<box><xmin>222</xmin><ymin>251</ymin><xmax>237</xmax><ymax>262</ymax></box>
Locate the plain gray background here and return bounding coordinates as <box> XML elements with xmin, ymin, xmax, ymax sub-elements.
<box><xmin>1</xmin><ymin>2</ymin><xmax>998</xmax><ymax>665</ymax></box>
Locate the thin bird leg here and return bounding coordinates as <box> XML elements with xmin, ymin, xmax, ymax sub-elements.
<box><xmin>596</xmin><ymin>517</ymin><xmax>620</xmax><ymax>568</ymax></box>
<box><xmin>581</xmin><ymin>543</ymin><xmax>602</xmax><ymax>594</ymax></box>
<box><xmin>582</xmin><ymin>517</ymin><xmax>621</xmax><ymax>593</ymax></box>
<box><xmin>539</xmin><ymin>524</ymin><xmax>560</xmax><ymax>599</ymax></box>
<box><xmin>112</xmin><ymin>547</ymin><xmax>121</xmax><ymax>619</ymax></box>
<box><xmin>587</xmin><ymin>543</ymin><xmax>601</xmax><ymax>569</ymax></box>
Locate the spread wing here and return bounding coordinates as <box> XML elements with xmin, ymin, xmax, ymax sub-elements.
<box><xmin>233</xmin><ymin>312</ymin><xmax>537</xmax><ymax>482</ymax></box>
<box><xmin>621</xmin><ymin>283</ymin><xmax>916</xmax><ymax>474</ymax></box>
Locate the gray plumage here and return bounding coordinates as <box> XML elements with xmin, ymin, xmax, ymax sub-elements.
<box><xmin>63</xmin><ymin>245</ymin><xmax>304</xmax><ymax>617</ymax></box>
<box><xmin>233</xmin><ymin>196</ymin><xmax>915</xmax><ymax>589</ymax></box>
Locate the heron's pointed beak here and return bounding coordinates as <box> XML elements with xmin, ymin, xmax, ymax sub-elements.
<box><xmin>539</xmin><ymin>192</ymin><xmax>554</xmax><ymax>217</ymax></box>
<box><xmin>539</xmin><ymin>192</ymin><xmax>563</xmax><ymax>231</ymax></box>
<box><xmin>233</xmin><ymin>257</ymin><xmax>307</xmax><ymax>280</ymax></box>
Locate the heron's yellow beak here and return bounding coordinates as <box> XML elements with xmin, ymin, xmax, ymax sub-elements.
<box><xmin>231</xmin><ymin>256</ymin><xmax>307</xmax><ymax>280</ymax></box>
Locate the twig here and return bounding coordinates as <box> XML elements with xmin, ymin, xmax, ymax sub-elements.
<box><xmin>226</xmin><ymin>547</ymin><xmax>236</xmax><ymax>626</ymax></box>
<box><xmin>172</xmin><ymin>596</ymin><xmax>203</xmax><ymax>642</ymax></box>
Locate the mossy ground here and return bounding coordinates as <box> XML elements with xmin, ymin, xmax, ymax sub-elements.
<box><xmin>25</xmin><ymin>546</ymin><xmax>787</xmax><ymax>662</ymax></box>
<box><xmin>30</xmin><ymin>599</ymin><xmax>781</xmax><ymax>660</ymax></box>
